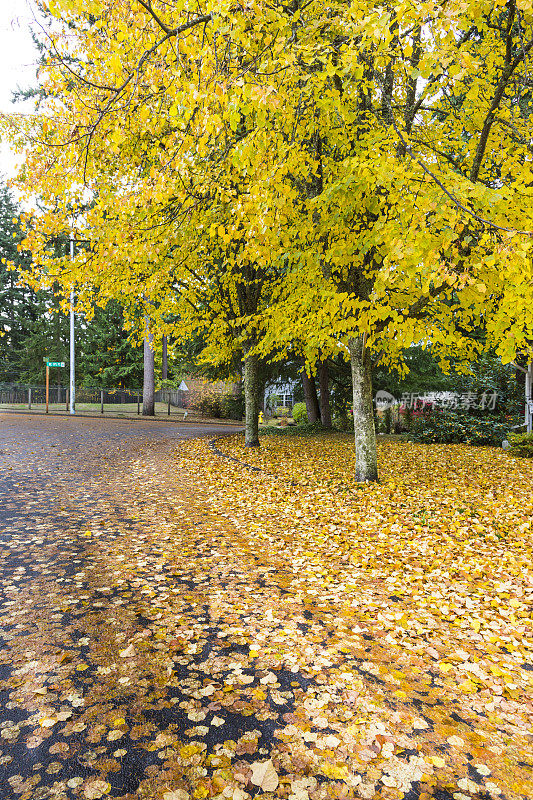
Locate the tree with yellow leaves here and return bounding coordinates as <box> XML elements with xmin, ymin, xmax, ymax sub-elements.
<box><xmin>6</xmin><ymin>0</ymin><xmax>533</xmax><ymax>479</ymax></box>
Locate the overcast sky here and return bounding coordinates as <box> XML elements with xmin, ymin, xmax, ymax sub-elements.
<box><xmin>0</xmin><ymin>2</ymin><xmax>40</xmax><ymax>181</ymax></box>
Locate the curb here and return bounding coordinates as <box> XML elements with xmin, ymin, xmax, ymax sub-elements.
<box><xmin>208</xmin><ymin>434</ymin><xmax>299</xmax><ymax>486</ymax></box>
<box><xmin>0</xmin><ymin>409</ymin><xmax>244</xmax><ymax>427</ymax></box>
<box><xmin>208</xmin><ymin>435</ymin><xmax>263</xmax><ymax>472</ymax></box>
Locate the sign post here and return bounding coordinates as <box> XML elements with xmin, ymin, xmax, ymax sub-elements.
<box><xmin>43</xmin><ymin>359</ymin><xmax>65</xmax><ymax>413</ymax></box>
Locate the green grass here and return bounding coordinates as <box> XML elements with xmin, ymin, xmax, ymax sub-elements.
<box><xmin>0</xmin><ymin>402</ymin><xmax>243</xmax><ymax>423</ymax></box>
<box><xmin>0</xmin><ymin>401</ymin><xmax>184</xmax><ymax>416</ymax></box>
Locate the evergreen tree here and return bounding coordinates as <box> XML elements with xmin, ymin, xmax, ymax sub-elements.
<box><xmin>79</xmin><ymin>301</ymin><xmax>143</xmax><ymax>389</ymax></box>
<box><xmin>0</xmin><ymin>182</ymin><xmax>35</xmax><ymax>382</ymax></box>
<box><xmin>16</xmin><ymin>282</ymin><xmax>72</xmax><ymax>386</ymax></box>
<box><xmin>0</xmin><ymin>185</ymin><xmax>142</xmax><ymax>388</ymax></box>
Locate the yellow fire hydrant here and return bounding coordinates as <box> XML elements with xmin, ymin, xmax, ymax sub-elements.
<box><xmin>259</xmin><ymin>411</ymin><xmax>264</xmax><ymax>425</ymax></box>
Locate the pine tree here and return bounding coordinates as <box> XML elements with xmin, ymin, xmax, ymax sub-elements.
<box><xmin>0</xmin><ymin>182</ymin><xmax>35</xmax><ymax>382</ymax></box>
<box><xmin>79</xmin><ymin>301</ymin><xmax>143</xmax><ymax>389</ymax></box>
<box><xmin>16</xmin><ymin>285</ymin><xmax>70</xmax><ymax>385</ymax></box>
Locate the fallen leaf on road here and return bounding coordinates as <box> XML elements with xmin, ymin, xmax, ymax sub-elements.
<box><xmin>251</xmin><ymin>759</ymin><xmax>279</xmax><ymax>792</ymax></box>
<box><xmin>83</xmin><ymin>779</ymin><xmax>111</xmax><ymax>799</ymax></box>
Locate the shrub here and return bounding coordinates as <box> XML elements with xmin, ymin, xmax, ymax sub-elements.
<box><xmin>266</xmin><ymin>393</ymin><xmax>279</xmax><ymax>415</ymax></box>
<box><xmin>192</xmin><ymin>392</ymin><xmax>222</xmax><ymax>418</ymax></box>
<box><xmin>220</xmin><ymin>391</ymin><xmax>244</xmax><ymax>420</ymax></box>
<box><xmin>508</xmin><ymin>431</ymin><xmax>533</xmax><ymax>458</ymax></box>
<box><xmin>331</xmin><ymin>415</ymin><xmax>349</xmax><ymax>431</ymax></box>
<box><xmin>292</xmin><ymin>402</ymin><xmax>308</xmax><ymax>424</ymax></box>
<box><xmin>412</xmin><ymin>407</ymin><xmax>511</xmax><ymax>446</ymax></box>
<box><xmin>260</xmin><ymin>420</ymin><xmax>324</xmax><ymax>437</ymax></box>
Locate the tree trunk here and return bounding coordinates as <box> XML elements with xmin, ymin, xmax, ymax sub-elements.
<box><xmin>143</xmin><ymin>323</ymin><xmax>155</xmax><ymax>416</ymax></box>
<box><xmin>317</xmin><ymin>359</ymin><xmax>332</xmax><ymax>429</ymax></box>
<box><xmin>302</xmin><ymin>363</ymin><xmax>320</xmax><ymax>423</ymax></box>
<box><xmin>349</xmin><ymin>337</ymin><xmax>378</xmax><ymax>482</ymax></box>
<box><xmin>243</xmin><ymin>350</ymin><xmax>261</xmax><ymax>447</ymax></box>
<box><xmin>162</xmin><ymin>335</ymin><xmax>168</xmax><ymax>382</ymax></box>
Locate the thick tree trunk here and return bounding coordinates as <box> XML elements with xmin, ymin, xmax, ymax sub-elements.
<box><xmin>317</xmin><ymin>359</ymin><xmax>332</xmax><ymax>429</ymax></box>
<box><xmin>143</xmin><ymin>324</ymin><xmax>155</xmax><ymax>416</ymax></box>
<box><xmin>349</xmin><ymin>337</ymin><xmax>378</xmax><ymax>482</ymax></box>
<box><xmin>161</xmin><ymin>335</ymin><xmax>168</xmax><ymax>382</ymax></box>
<box><xmin>243</xmin><ymin>351</ymin><xmax>261</xmax><ymax>447</ymax></box>
<box><xmin>302</xmin><ymin>363</ymin><xmax>320</xmax><ymax>423</ymax></box>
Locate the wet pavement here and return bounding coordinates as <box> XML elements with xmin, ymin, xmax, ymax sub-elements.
<box><xmin>0</xmin><ymin>415</ymin><xmax>243</xmax><ymax>800</ymax></box>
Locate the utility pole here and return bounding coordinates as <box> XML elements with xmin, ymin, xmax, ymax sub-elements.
<box><xmin>69</xmin><ymin>234</ymin><xmax>75</xmax><ymax>414</ymax></box>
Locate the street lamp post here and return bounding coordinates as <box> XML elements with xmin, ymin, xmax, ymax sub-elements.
<box><xmin>69</xmin><ymin>234</ymin><xmax>75</xmax><ymax>414</ymax></box>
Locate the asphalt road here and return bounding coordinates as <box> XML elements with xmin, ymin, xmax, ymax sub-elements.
<box><xmin>0</xmin><ymin>414</ymin><xmax>242</xmax><ymax>800</ymax></box>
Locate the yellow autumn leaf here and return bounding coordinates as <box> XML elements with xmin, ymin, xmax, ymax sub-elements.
<box><xmin>250</xmin><ymin>759</ymin><xmax>279</xmax><ymax>792</ymax></box>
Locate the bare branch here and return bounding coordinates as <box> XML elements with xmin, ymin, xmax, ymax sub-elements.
<box><xmin>470</xmin><ymin>9</ymin><xmax>533</xmax><ymax>181</ymax></box>
<box><xmin>136</xmin><ymin>0</ymin><xmax>175</xmax><ymax>35</ymax></box>
<box><xmin>389</xmin><ymin>107</ymin><xmax>532</xmax><ymax>235</ymax></box>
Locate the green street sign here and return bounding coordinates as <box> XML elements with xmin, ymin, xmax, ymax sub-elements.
<box><xmin>47</xmin><ymin>361</ymin><xmax>65</xmax><ymax>368</ymax></box>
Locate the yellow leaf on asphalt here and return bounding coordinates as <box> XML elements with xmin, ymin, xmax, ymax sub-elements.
<box><xmin>83</xmin><ymin>779</ymin><xmax>111</xmax><ymax>799</ymax></box>
<box><xmin>250</xmin><ymin>759</ymin><xmax>279</xmax><ymax>792</ymax></box>
<box><xmin>447</xmin><ymin>736</ymin><xmax>465</xmax><ymax>748</ymax></box>
<box><xmin>321</xmin><ymin>763</ymin><xmax>349</xmax><ymax>780</ymax></box>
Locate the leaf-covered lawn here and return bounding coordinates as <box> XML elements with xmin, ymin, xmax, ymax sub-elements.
<box><xmin>187</xmin><ymin>433</ymin><xmax>533</xmax><ymax>800</ymax></box>
<box><xmin>0</xmin><ymin>421</ymin><xmax>531</xmax><ymax>800</ymax></box>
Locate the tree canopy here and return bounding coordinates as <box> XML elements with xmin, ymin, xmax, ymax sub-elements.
<box><xmin>5</xmin><ymin>0</ymin><xmax>533</xmax><ymax>476</ymax></box>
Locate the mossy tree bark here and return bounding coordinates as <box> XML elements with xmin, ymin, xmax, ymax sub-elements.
<box><xmin>243</xmin><ymin>350</ymin><xmax>261</xmax><ymax>447</ymax></box>
<box><xmin>349</xmin><ymin>337</ymin><xmax>378</xmax><ymax>482</ymax></box>
<box><xmin>143</xmin><ymin>322</ymin><xmax>155</xmax><ymax>416</ymax></box>
<box><xmin>302</xmin><ymin>362</ymin><xmax>321</xmax><ymax>423</ymax></box>
<box><xmin>317</xmin><ymin>359</ymin><xmax>332</xmax><ymax>429</ymax></box>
